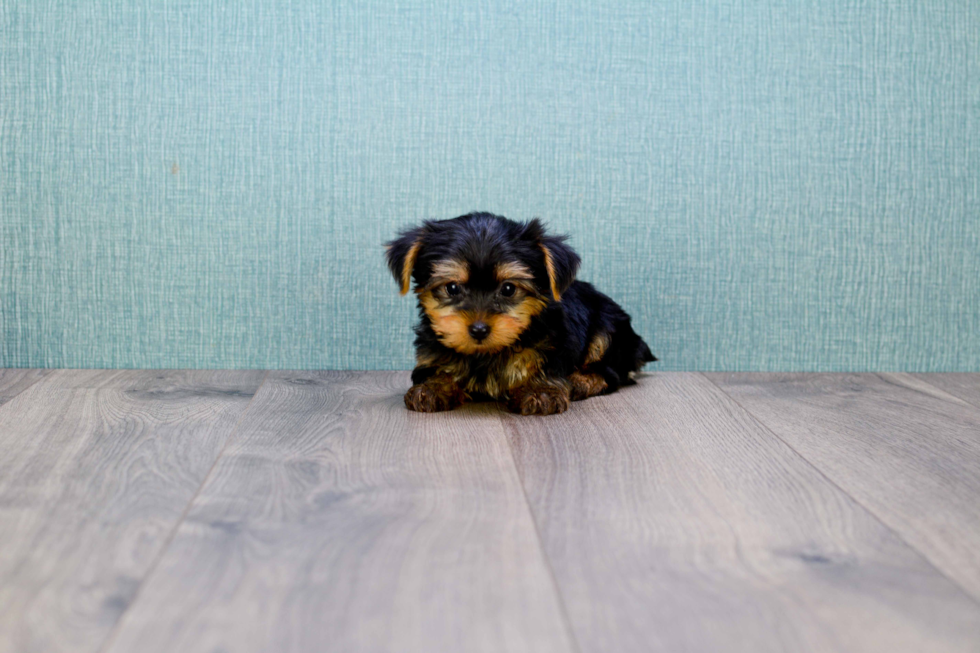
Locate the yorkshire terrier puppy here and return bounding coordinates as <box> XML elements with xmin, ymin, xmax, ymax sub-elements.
<box><xmin>386</xmin><ymin>212</ymin><xmax>655</xmax><ymax>415</ymax></box>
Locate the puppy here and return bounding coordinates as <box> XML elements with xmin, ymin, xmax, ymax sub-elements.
<box><xmin>386</xmin><ymin>212</ymin><xmax>656</xmax><ymax>415</ymax></box>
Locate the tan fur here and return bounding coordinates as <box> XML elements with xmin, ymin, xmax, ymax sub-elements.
<box><xmin>495</xmin><ymin>261</ymin><xmax>534</xmax><ymax>281</ymax></box>
<box><xmin>429</xmin><ymin>259</ymin><xmax>469</xmax><ymax>285</ymax></box>
<box><xmin>539</xmin><ymin>243</ymin><xmax>563</xmax><ymax>301</ymax></box>
<box><xmin>419</xmin><ymin>290</ymin><xmax>475</xmax><ymax>353</ymax></box>
<box><xmin>585</xmin><ymin>332</ymin><xmax>610</xmax><ymax>364</ymax></box>
<box><xmin>416</xmin><ymin>348</ymin><xmax>470</xmax><ymax>379</ymax></box>
<box><xmin>421</xmin><ymin>290</ymin><xmax>547</xmax><ymax>356</ymax></box>
<box><xmin>502</xmin><ymin>347</ymin><xmax>545</xmax><ymax>390</ymax></box>
<box><xmin>455</xmin><ymin>347</ymin><xmax>543</xmax><ymax>399</ymax></box>
<box><xmin>464</xmin><ymin>374</ymin><xmax>497</xmax><ymax>398</ymax></box>
<box><xmin>399</xmin><ymin>240</ymin><xmax>422</xmax><ymax>295</ymax></box>
<box><xmin>569</xmin><ymin>370</ymin><xmax>608</xmax><ymax>401</ymax></box>
<box><xmin>508</xmin><ymin>378</ymin><xmax>571</xmax><ymax>415</ymax></box>
<box><xmin>482</xmin><ymin>297</ymin><xmax>547</xmax><ymax>352</ymax></box>
<box><xmin>415</xmin><ymin>350</ymin><xmax>439</xmax><ymax>368</ymax></box>
<box><xmin>405</xmin><ymin>373</ymin><xmax>467</xmax><ymax>412</ymax></box>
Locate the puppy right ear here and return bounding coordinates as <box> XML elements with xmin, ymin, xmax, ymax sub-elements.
<box><xmin>385</xmin><ymin>226</ymin><xmax>424</xmax><ymax>295</ymax></box>
<box><xmin>522</xmin><ymin>218</ymin><xmax>580</xmax><ymax>302</ymax></box>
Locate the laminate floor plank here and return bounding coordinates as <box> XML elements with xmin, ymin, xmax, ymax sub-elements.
<box><xmin>104</xmin><ymin>371</ymin><xmax>575</xmax><ymax>653</ymax></box>
<box><xmin>0</xmin><ymin>369</ymin><xmax>50</xmax><ymax>406</ymax></box>
<box><xmin>0</xmin><ymin>369</ymin><xmax>266</xmax><ymax>653</ymax></box>
<box><xmin>507</xmin><ymin>372</ymin><xmax>980</xmax><ymax>653</ymax></box>
<box><xmin>913</xmin><ymin>373</ymin><xmax>980</xmax><ymax>410</ymax></box>
<box><xmin>707</xmin><ymin>372</ymin><xmax>980</xmax><ymax>603</ymax></box>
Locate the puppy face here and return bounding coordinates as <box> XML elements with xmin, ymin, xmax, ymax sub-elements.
<box><xmin>416</xmin><ymin>257</ymin><xmax>546</xmax><ymax>355</ymax></box>
<box><xmin>386</xmin><ymin>213</ymin><xmax>580</xmax><ymax>355</ymax></box>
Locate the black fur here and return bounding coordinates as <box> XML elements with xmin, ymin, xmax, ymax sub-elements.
<box><xmin>386</xmin><ymin>212</ymin><xmax>656</xmax><ymax>414</ymax></box>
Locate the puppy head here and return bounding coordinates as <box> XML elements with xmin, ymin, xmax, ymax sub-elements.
<box><xmin>385</xmin><ymin>213</ymin><xmax>580</xmax><ymax>355</ymax></box>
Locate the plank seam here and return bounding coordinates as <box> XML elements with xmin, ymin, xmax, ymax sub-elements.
<box><xmin>500</xmin><ymin>413</ymin><xmax>585</xmax><ymax>653</ymax></box>
<box><xmin>93</xmin><ymin>370</ymin><xmax>272</xmax><ymax>653</ymax></box>
<box><xmin>910</xmin><ymin>374</ymin><xmax>980</xmax><ymax>413</ymax></box>
<box><xmin>699</xmin><ymin>372</ymin><xmax>980</xmax><ymax>609</ymax></box>
<box><xmin>0</xmin><ymin>368</ymin><xmax>53</xmax><ymax>410</ymax></box>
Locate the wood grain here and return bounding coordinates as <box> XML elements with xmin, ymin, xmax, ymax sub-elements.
<box><xmin>0</xmin><ymin>369</ymin><xmax>266</xmax><ymax>653</ymax></box>
<box><xmin>914</xmin><ymin>373</ymin><xmax>980</xmax><ymax>410</ymax></box>
<box><xmin>507</xmin><ymin>372</ymin><xmax>980</xmax><ymax>653</ymax></box>
<box><xmin>0</xmin><ymin>369</ymin><xmax>50</xmax><ymax>406</ymax></box>
<box><xmin>707</xmin><ymin>372</ymin><xmax>980</xmax><ymax>604</ymax></box>
<box><xmin>104</xmin><ymin>371</ymin><xmax>574</xmax><ymax>653</ymax></box>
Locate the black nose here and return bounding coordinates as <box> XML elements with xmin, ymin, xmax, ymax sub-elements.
<box><xmin>469</xmin><ymin>321</ymin><xmax>491</xmax><ymax>342</ymax></box>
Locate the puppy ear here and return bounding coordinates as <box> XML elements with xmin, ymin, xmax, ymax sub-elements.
<box><xmin>524</xmin><ymin>219</ymin><xmax>580</xmax><ymax>302</ymax></box>
<box><xmin>385</xmin><ymin>226</ymin><xmax>424</xmax><ymax>295</ymax></box>
<box><xmin>540</xmin><ymin>238</ymin><xmax>580</xmax><ymax>301</ymax></box>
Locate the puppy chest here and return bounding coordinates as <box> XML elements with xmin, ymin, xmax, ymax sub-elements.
<box><xmin>458</xmin><ymin>347</ymin><xmax>546</xmax><ymax>398</ymax></box>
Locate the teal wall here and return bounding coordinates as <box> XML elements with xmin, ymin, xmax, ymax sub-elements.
<box><xmin>2</xmin><ymin>1</ymin><xmax>978</xmax><ymax>371</ymax></box>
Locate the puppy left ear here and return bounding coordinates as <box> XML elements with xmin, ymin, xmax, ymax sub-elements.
<box><xmin>385</xmin><ymin>226</ymin><xmax>424</xmax><ymax>295</ymax></box>
<box><xmin>525</xmin><ymin>219</ymin><xmax>580</xmax><ymax>302</ymax></box>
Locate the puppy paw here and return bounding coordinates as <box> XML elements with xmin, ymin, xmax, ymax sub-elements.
<box><xmin>508</xmin><ymin>382</ymin><xmax>571</xmax><ymax>416</ymax></box>
<box><xmin>569</xmin><ymin>370</ymin><xmax>608</xmax><ymax>401</ymax></box>
<box><xmin>404</xmin><ymin>378</ymin><xmax>464</xmax><ymax>412</ymax></box>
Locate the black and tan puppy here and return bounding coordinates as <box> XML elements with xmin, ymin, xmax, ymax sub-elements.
<box><xmin>386</xmin><ymin>212</ymin><xmax>655</xmax><ymax>415</ymax></box>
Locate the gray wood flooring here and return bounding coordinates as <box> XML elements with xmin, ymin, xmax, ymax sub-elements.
<box><xmin>0</xmin><ymin>371</ymin><xmax>978</xmax><ymax>653</ymax></box>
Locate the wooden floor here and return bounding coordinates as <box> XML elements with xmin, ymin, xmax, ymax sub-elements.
<box><xmin>1</xmin><ymin>370</ymin><xmax>979</xmax><ymax>653</ymax></box>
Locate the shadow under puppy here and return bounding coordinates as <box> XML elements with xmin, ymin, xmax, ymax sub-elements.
<box><xmin>386</xmin><ymin>213</ymin><xmax>656</xmax><ymax>415</ymax></box>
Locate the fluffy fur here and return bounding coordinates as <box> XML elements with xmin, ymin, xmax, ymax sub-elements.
<box><xmin>386</xmin><ymin>212</ymin><xmax>656</xmax><ymax>415</ymax></box>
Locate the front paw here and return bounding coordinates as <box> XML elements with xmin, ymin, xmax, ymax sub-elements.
<box><xmin>404</xmin><ymin>381</ymin><xmax>463</xmax><ymax>412</ymax></box>
<box><xmin>508</xmin><ymin>382</ymin><xmax>571</xmax><ymax>416</ymax></box>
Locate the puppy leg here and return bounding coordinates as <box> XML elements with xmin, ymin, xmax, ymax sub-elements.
<box><xmin>569</xmin><ymin>369</ymin><xmax>608</xmax><ymax>401</ymax></box>
<box><xmin>507</xmin><ymin>378</ymin><xmax>571</xmax><ymax>416</ymax></box>
<box><xmin>405</xmin><ymin>373</ymin><xmax>467</xmax><ymax>412</ymax></box>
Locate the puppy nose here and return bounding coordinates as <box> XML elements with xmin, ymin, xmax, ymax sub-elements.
<box><xmin>469</xmin><ymin>321</ymin><xmax>491</xmax><ymax>342</ymax></box>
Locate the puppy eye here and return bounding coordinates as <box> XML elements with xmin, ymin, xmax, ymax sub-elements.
<box><xmin>446</xmin><ymin>282</ymin><xmax>461</xmax><ymax>296</ymax></box>
<box><xmin>500</xmin><ymin>282</ymin><xmax>516</xmax><ymax>297</ymax></box>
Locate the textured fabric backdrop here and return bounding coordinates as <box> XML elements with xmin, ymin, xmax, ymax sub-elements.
<box><xmin>2</xmin><ymin>1</ymin><xmax>978</xmax><ymax>370</ymax></box>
